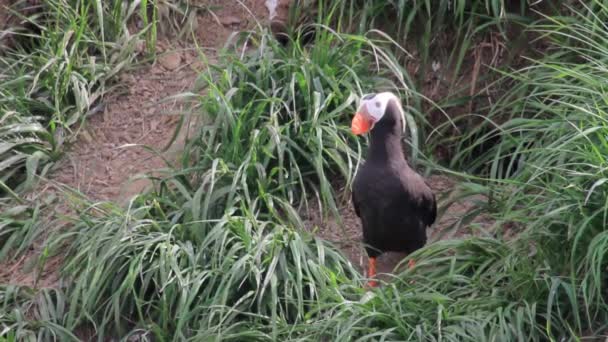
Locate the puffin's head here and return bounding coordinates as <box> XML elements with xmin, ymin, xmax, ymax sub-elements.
<box><xmin>351</xmin><ymin>92</ymin><xmax>404</xmax><ymax>135</ymax></box>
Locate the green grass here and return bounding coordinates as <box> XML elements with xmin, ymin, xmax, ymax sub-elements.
<box><xmin>159</xmin><ymin>20</ymin><xmax>423</xmax><ymax>223</ymax></box>
<box><xmin>298</xmin><ymin>239</ymin><xmax>548</xmax><ymax>340</ymax></box>
<box><xmin>0</xmin><ymin>285</ymin><xmax>77</xmax><ymax>341</ymax></box>
<box><xmin>0</xmin><ymin>0</ymin><xmax>150</xmax><ymax>197</ymax></box>
<box><xmin>447</xmin><ymin>0</ymin><xmax>608</xmax><ymax>337</ymax></box>
<box><xmin>40</xmin><ymin>197</ymin><xmax>358</xmax><ymax>339</ymax></box>
<box><xmin>0</xmin><ymin>202</ymin><xmax>44</xmax><ymax>261</ymax></box>
<box><xmin>329</xmin><ymin>0</ymin><xmax>535</xmax><ymax>89</ymax></box>
<box><xmin>2</xmin><ymin>0</ymin><xmax>608</xmax><ymax>340</ymax></box>
<box><xmin>18</xmin><ymin>22</ymin><xmax>411</xmax><ymax>339</ymax></box>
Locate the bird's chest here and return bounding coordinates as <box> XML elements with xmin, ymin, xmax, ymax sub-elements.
<box><xmin>354</xmin><ymin>164</ymin><xmax>404</xmax><ymax>205</ymax></box>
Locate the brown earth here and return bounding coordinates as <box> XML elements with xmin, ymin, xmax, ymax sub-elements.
<box><xmin>0</xmin><ymin>0</ymin><xmax>15</xmax><ymax>45</ymax></box>
<box><xmin>50</xmin><ymin>0</ymin><xmax>273</xmax><ymax>203</ymax></box>
<box><xmin>49</xmin><ymin>45</ymin><xmax>201</xmax><ymax>203</ymax></box>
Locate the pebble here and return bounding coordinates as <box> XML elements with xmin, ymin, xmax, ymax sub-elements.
<box><xmin>220</xmin><ymin>16</ymin><xmax>241</xmax><ymax>27</ymax></box>
<box><xmin>158</xmin><ymin>52</ymin><xmax>182</xmax><ymax>70</ymax></box>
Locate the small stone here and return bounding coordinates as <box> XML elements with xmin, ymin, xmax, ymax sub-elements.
<box><xmin>220</xmin><ymin>16</ymin><xmax>241</xmax><ymax>27</ymax></box>
<box><xmin>81</xmin><ymin>129</ymin><xmax>93</xmax><ymax>143</ymax></box>
<box><xmin>158</xmin><ymin>52</ymin><xmax>182</xmax><ymax>70</ymax></box>
<box><xmin>432</xmin><ymin>61</ymin><xmax>441</xmax><ymax>72</ymax></box>
<box><xmin>135</xmin><ymin>39</ymin><xmax>146</xmax><ymax>54</ymax></box>
<box><xmin>150</xmin><ymin>119</ymin><xmax>158</xmax><ymax>132</ymax></box>
<box><xmin>266</xmin><ymin>0</ymin><xmax>279</xmax><ymax>20</ymax></box>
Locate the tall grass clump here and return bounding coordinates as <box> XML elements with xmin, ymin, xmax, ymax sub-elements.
<box><xmin>0</xmin><ymin>202</ymin><xmax>45</xmax><ymax>261</ymax></box>
<box><xmin>41</xmin><ymin>196</ymin><xmax>357</xmax><ymax>339</ymax></box>
<box><xmin>448</xmin><ymin>0</ymin><xmax>608</xmax><ymax>337</ymax></box>
<box><xmin>0</xmin><ymin>0</ymin><xmax>153</xmax><ymax>197</ymax></box>
<box><xmin>329</xmin><ymin>0</ymin><xmax>534</xmax><ymax>85</ymax></box>
<box><xmin>166</xmin><ymin>24</ymin><xmax>417</xmax><ymax>223</ymax></box>
<box><xmin>295</xmin><ymin>238</ymin><xmax>550</xmax><ymax>341</ymax></box>
<box><xmin>0</xmin><ymin>285</ymin><xmax>78</xmax><ymax>341</ymax></box>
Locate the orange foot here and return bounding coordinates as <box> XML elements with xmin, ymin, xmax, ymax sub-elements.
<box><xmin>408</xmin><ymin>259</ymin><xmax>416</xmax><ymax>285</ymax></box>
<box><xmin>365</xmin><ymin>256</ymin><xmax>378</xmax><ymax>289</ymax></box>
<box><xmin>366</xmin><ymin>280</ymin><xmax>378</xmax><ymax>288</ymax></box>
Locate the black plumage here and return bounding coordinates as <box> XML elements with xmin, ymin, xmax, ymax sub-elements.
<box><xmin>352</xmin><ymin>97</ymin><xmax>436</xmax><ymax>264</ymax></box>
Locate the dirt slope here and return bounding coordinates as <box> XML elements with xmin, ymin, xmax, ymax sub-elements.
<box><xmin>0</xmin><ymin>0</ymin><xmax>274</xmax><ymax>286</ymax></box>
<box><xmin>50</xmin><ymin>1</ymin><xmax>272</xmax><ymax>203</ymax></box>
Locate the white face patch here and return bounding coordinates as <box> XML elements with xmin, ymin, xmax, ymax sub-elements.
<box><xmin>359</xmin><ymin>92</ymin><xmax>400</xmax><ymax>122</ymax></box>
<box><xmin>357</xmin><ymin>92</ymin><xmax>407</xmax><ymax>132</ymax></box>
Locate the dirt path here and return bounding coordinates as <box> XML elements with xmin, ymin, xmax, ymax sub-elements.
<box><xmin>51</xmin><ymin>1</ymin><xmax>273</xmax><ymax>203</ymax></box>
<box><xmin>50</xmin><ymin>46</ymin><xmax>199</xmax><ymax>203</ymax></box>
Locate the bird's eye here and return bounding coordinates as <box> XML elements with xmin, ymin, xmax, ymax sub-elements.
<box><xmin>375</xmin><ymin>102</ymin><xmax>381</xmax><ymax>108</ymax></box>
<box><xmin>362</xmin><ymin>93</ymin><xmax>376</xmax><ymax>100</ymax></box>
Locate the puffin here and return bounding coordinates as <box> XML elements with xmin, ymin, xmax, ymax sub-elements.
<box><xmin>350</xmin><ymin>92</ymin><xmax>437</xmax><ymax>287</ymax></box>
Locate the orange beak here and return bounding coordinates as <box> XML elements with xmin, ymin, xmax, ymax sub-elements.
<box><xmin>351</xmin><ymin>112</ymin><xmax>372</xmax><ymax>135</ymax></box>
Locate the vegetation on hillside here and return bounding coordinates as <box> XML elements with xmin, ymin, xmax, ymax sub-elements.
<box><xmin>0</xmin><ymin>0</ymin><xmax>155</xmax><ymax>198</ymax></box>
<box><xmin>1</xmin><ymin>0</ymin><xmax>607</xmax><ymax>340</ymax></box>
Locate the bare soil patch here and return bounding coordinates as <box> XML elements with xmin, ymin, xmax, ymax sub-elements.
<box><xmin>193</xmin><ymin>0</ymin><xmax>272</xmax><ymax>47</ymax></box>
<box><xmin>50</xmin><ymin>45</ymin><xmax>199</xmax><ymax>202</ymax></box>
<box><xmin>50</xmin><ymin>0</ymin><xmax>272</xmax><ymax>203</ymax></box>
<box><xmin>0</xmin><ymin>0</ymin><xmax>9</xmax><ymax>30</ymax></box>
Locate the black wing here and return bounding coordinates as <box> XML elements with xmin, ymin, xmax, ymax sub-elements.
<box><xmin>418</xmin><ymin>177</ymin><xmax>437</xmax><ymax>227</ymax></box>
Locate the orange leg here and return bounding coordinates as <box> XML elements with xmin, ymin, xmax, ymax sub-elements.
<box><xmin>408</xmin><ymin>258</ymin><xmax>416</xmax><ymax>285</ymax></box>
<box><xmin>367</xmin><ymin>256</ymin><xmax>378</xmax><ymax>288</ymax></box>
